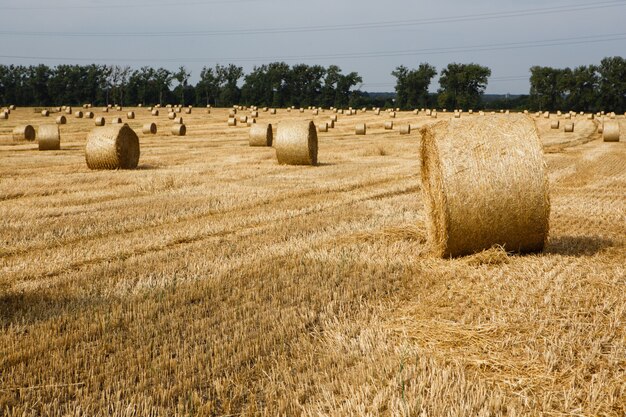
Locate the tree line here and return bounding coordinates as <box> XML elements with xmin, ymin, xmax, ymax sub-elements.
<box><xmin>0</xmin><ymin>56</ymin><xmax>624</xmax><ymax>111</ymax></box>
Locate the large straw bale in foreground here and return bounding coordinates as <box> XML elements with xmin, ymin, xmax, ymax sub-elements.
<box><xmin>249</xmin><ymin>123</ymin><xmax>273</xmax><ymax>147</ymax></box>
<box><xmin>38</xmin><ymin>125</ymin><xmax>60</xmax><ymax>150</ymax></box>
<box><xmin>85</xmin><ymin>124</ymin><xmax>140</xmax><ymax>170</ymax></box>
<box><xmin>275</xmin><ymin>120</ymin><xmax>317</xmax><ymax>165</ymax></box>
<box><xmin>419</xmin><ymin>115</ymin><xmax>550</xmax><ymax>257</ymax></box>
<box><xmin>603</xmin><ymin>122</ymin><xmax>620</xmax><ymax>142</ymax></box>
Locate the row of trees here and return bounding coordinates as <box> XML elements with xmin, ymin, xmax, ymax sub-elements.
<box><xmin>529</xmin><ymin>57</ymin><xmax>626</xmax><ymax>113</ymax></box>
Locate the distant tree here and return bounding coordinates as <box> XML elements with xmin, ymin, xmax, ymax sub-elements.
<box><xmin>392</xmin><ymin>63</ymin><xmax>436</xmax><ymax>109</ymax></box>
<box><xmin>215</xmin><ymin>63</ymin><xmax>244</xmax><ymax>107</ymax></box>
<box><xmin>173</xmin><ymin>66</ymin><xmax>191</xmax><ymax>105</ymax></box>
<box><xmin>529</xmin><ymin>66</ymin><xmax>570</xmax><ymax>111</ymax></box>
<box><xmin>597</xmin><ymin>56</ymin><xmax>626</xmax><ymax>113</ymax></box>
<box><xmin>438</xmin><ymin>63</ymin><xmax>491</xmax><ymax>109</ymax></box>
<box><xmin>564</xmin><ymin>65</ymin><xmax>599</xmax><ymax>112</ymax></box>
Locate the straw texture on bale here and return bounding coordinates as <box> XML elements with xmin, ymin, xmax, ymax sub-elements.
<box><xmin>127</xmin><ymin>111</ymin><xmax>135</xmax><ymax>119</ymax></box>
<box><xmin>355</xmin><ymin>124</ymin><xmax>366</xmax><ymax>135</ymax></box>
<box><xmin>85</xmin><ymin>112</ymin><xmax>94</xmax><ymax>119</ymax></box>
<box><xmin>270</xmin><ymin>109</ymin><xmax>276</xmax><ymax>114</ymax></box>
<box><xmin>13</xmin><ymin>125</ymin><xmax>36</xmax><ymax>141</ymax></box>
<box><xmin>173</xmin><ymin>117</ymin><xmax>183</xmax><ymax>124</ymax></box>
<box><xmin>550</xmin><ymin>120</ymin><xmax>560</xmax><ymax>129</ymax></box>
<box><xmin>0</xmin><ymin>112</ymin><xmax>8</xmax><ymax>120</ymax></box>
<box><xmin>275</xmin><ymin>120</ymin><xmax>317</xmax><ymax>166</ymax></box>
<box><xmin>103</xmin><ymin>107</ymin><xmax>109</xmax><ymax>113</ymax></box>
<box><xmin>151</xmin><ymin>109</ymin><xmax>159</xmax><ymax>116</ymax></box>
<box><xmin>168</xmin><ymin>112</ymin><xmax>176</xmax><ymax>120</ymax></box>
<box><xmin>419</xmin><ymin>114</ymin><xmax>550</xmax><ymax>258</ymax></box>
<box><xmin>251</xmin><ymin>111</ymin><xmax>259</xmax><ymax>117</ymax></box>
<box><xmin>56</xmin><ymin>115</ymin><xmax>66</xmax><ymax>125</ymax></box>
<box><xmin>85</xmin><ymin>124</ymin><xmax>140</xmax><ymax>170</ymax></box>
<box><xmin>400</xmin><ymin>125</ymin><xmax>411</xmax><ymax>135</ymax></box>
<box><xmin>112</xmin><ymin>117</ymin><xmax>123</xmax><ymax>124</ymax></box>
<box><xmin>603</xmin><ymin>122</ymin><xmax>620</xmax><ymax>142</ymax></box>
<box><xmin>8</xmin><ymin>105</ymin><xmax>16</xmax><ymax>110</ymax></box>
<box><xmin>171</xmin><ymin>124</ymin><xmax>186</xmax><ymax>136</ymax></box>
<box><xmin>249</xmin><ymin>123</ymin><xmax>273</xmax><ymax>147</ymax></box>
<box><xmin>38</xmin><ymin>124</ymin><xmax>60</xmax><ymax>150</ymax></box>
<box><xmin>247</xmin><ymin>118</ymin><xmax>256</xmax><ymax>127</ymax></box>
<box><xmin>318</xmin><ymin>122</ymin><xmax>328</xmax><ymax>132</ymax></box>
<box><xmin>184</xmin><ymin>108</ymin><xmax>192</xmax><ymax>114</ymax></box>
<box><xmin>228</xmin><ymin>117</ymin><xmax>237</xmax><ymax>127</ymax></box>
<box><xmin>41</xmin><ymin>110</ymin><xmax>50</xmax><ymax>117</ymax></box>
<box><xmin>95</xmin><ymin>117</ymin><xmax>105</xmax><ymax>126</ymax></box>
<box><xmin>384</xmin><ymin>121</ymin><xmax>394</xmax><ymax>130</ymax></box>
<box><xmin>65</xmin><ymin>107</ymin><xmax>72</xmax><ymax>114</ymax></box>
<box><xmin>564</xmin><ymin>122</ymin><xmax>574</xmax><ymax>133</ymax></box>
<box><xmin>239</xmin><ymin>115</ymin><xmax>248</xmax><ymax>123</ymax></box>
<box><xmin>328</xmin><ymin>120</ymin><xmax>335</xmax><ymax>129</ymax></box>
<box><xmin>142</xmin><ymin>123</ymin><xmax>157</xmax><ymax>134</ymax></box>
<box><xmin>389</xmin><ymin>111</ymin><xmax>396</xmax><ymax>118</ymax></box>
<box><xmin>75</xmin><ymin>111</ymin><xmax>83</xmax><ymax>118</ymax></box>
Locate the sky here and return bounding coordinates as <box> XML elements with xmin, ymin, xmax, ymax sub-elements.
<box><xmin>0</xmin><ymin>0</ymin><xmax>625</xmax><ymax>94</ymax></box>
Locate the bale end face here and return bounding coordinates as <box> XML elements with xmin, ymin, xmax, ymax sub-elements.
<box><xmin>142</xmin><ymin>123</ymin><xmax>157</xmax><ymax>134</ymax></box>
<box><xmin>275</xmin><ymin>120</ymin><xmax>318</xmax><ymax>166</ymax></box>
<box><xmin>13</xmin><ymin>125</ymin><xmax>36</xmax><ymax>141</ymax></box>
<box><xmin>85</xmin><ymin>124</ymin><xmax>140</xmax><ymax>170</ymax></box>
<box><xmin>355</xmin><ymin>124</ymin><xmax>367</xmax><ymax>135</ymax></box>
<box><xmin>38</xmin><ymin>125</ymin><xmax>60</xmax><ymax>150</ymax></box>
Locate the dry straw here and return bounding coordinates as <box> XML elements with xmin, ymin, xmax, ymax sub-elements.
<box><xmin>173</xmin><ymin>117</ymin><xmax>183</xmax><ymax>124</ymax></box>
<box><xmin>41</xmin><ymin>110</ymin><xmax>50</xmax><ymax>117</ymax></box>
<box><xmin>355</xmin><ymin>123</ymin><xmax>367</xmax><ymax>135</ymax></box>
<box><xmin>127</xmin><ymin>111</ymin><xmax>135</xmax><ymax>119</ymax></box>
<box><xmin>249</xmin><ymin>123</ymin><xmax>273</xmax><ymax>146</ymax></box>
<box><xmin>151</xmin><ymin>109</ymin><xmax>159</xmax><ymax>116</ymax></box>
<box><xmin>38</xmin><ymin>124</ymin><xmax>60</xmax><ymax>150</ymax></box>
<box><xmin>270</xmin><ymin>108</ymin><xmax>276</xmax><ymax>114</ymax></box>
<box><xmin>318</xmin><ymin>122</ymin><xmax>328</xmax><ymax>132</ymax></box>
<box><xmin>0</xmin><ymin>112</ymin><xmax>8</xmax><ymax>120</ymax></box>
<box><xmin>384</xmin><ymin>121</ymin><xmax>394</xmax><ymax>130</ymax></box>
<box><xmin>56</xmin><ymin>115</ymin><xmax>67</xmax><ymax>125</ymax></box>
<box><xmin>390</xmin><ymin>111</ymin><xmax>396</xmax><ymax>118</ymax></box>
<box><xmin>95</xmin><ymin>117</ymin><xmax>106</xmax><ymax>126</ymax></box>
<box><xmin>564</xmin><ymin>122</ymin><xmax>574</xmax><ymax>133</ymax></box>
<box><xmin>251</xmin><ymin>111</ymin><xmax>259</xmax><ymax>118</ymax></box>
<box><xmin>228</xmin><ymin>117</ymin><xmax>237</xmax><ymax>127</ymax></box>
<box><xmin>184</xmin><ymin>108</ymin><xmax>192</xmax><ymax>114</ymax></box>
<box><xmin>419</xmin><ymin>114</ymin><xmax>550</xmax><ymax>257</ymax></box>
<box><xmin>400</xmin><ymin>125</ymin><xmax>411</xmax><ymax>135</ymax></box>
<box><xmin>112</xmin><ymin>117</ymin><xmax>123</xmax><ymax>124</ymax></box>
<box><xmin>328</xmin><ymin>119</ymin><xmax>335</xmax><ymax>129</ymax></box>
<box><xmin>598</xmin><ymin>123</ymin><xmax>604</xmax><ymax>134</ymax></box>
<box><xmin>13</xmin><ymin>125</ymin><xmax>36</xmax><ymax>141</ymax></box>
<box><xmin>239</xmin><ymin>115</ymin><xmax>248</xmax><ymax>123</ymax></box>
<box><xmin>85</xmin><ymin>124</ymin><xmax>140</xmax><ymax>170</ymax></box>
<box><xmin>85</xmin><ymin>112</ymin><xmax>94</xmax><ymax>119</ymax></box>
<box><xmin>102</xmin><ymin>107</ymin><xmax>109</xmax><ymax>113</ymax></box>
<box><xmin>275</xmin><ymin>120</ymin><xmax>317</xmax><ymax>165</ymax></box>
<box><xmin>171</xmin><ymin>124</ymin><xmax>186</xmax><ymax>136</ymax></box>
<box><xmin>65</xmin><ymin>107</ymin><xmax>73</xmax><ymax>114</ymax></box>
<box><xmin>550</xmin><ymin>120</ymin><xmax>560</xmax><ymax>129</ymax></box>
<box><xmin>8</xmin><ymin>105</ymin><xmax>16</xmax><ymax>110</ymax></box>
<box><xmin>247</xmin><ymin>118</ymin><xmax>256</xmax><ymax>126</ymax></box>
<box><xmin>75</xmin><ymin>111</ymin><xmax>83</xmax><ymax>118</ymax></box>
<box><xmin>168</xmin><ymin>112</ymin><xmax>176</xmax><ymax>120</ymax></box>
<box><xmin>603</xmin><ymin>121</ymin><xmax>620</xmax><ymax>142</ymax></box>
<box><xmin>142</xmin><ymin>123</ymin><xmax>157</xmax><ymax>134</ymax></box>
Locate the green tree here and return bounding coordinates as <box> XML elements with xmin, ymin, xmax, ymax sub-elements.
<box><xmin>438</xmin><ymin>63</ymin><xmax>491</xmax><ymax>109</ymax></box>
<box><xmin>529</xmin><ymin>66</ymin><xmax>570</xmax><ymax>111</ymax></box>
<box><xmin>597</xmin><ymin>56</ymin><xmax>626</xmax><ymax>113</ymax></box>
<box><xmin>392</xmin><ymin>63</ymin><xmax>436</xmax><ymax>109</ymax></box>
<box><xmin>564</xmin><ymin>65</ymin><xmax>599</xmax><ymax>112</ymax></box>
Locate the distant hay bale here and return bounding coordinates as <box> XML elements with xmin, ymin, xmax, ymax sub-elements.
<box><xmin>151</xmin><ymin>109</ymin><xmax>159</xmax><ymax>116</ymax></box>
<box><xmin>41</xmin><ymin>110</ymin><xmax>50</xmax><ymax>117</ymax></box>
<box><xmin>168</xmin><ymin>112</ymin><xmax>176</xmax><ymax>120</ymax></box>
<box><xmin>454</xmin><ymin>111</ymin><xmax>461</xmax><ymax>118</ymax></box>
<box><xmin>184</xmin><ymin>108</ymin><xmax>191</xmax><ymax>114</ymax></box>
<box><xmin>138</xmin><ymin>104</ymin><xmax>143</xmax><ymax>108</ymax></box>
<box><xmin>74</xmin><ymin>111</ymin><xmax>83</xmax><ymax>118</ymax></box>
<box><xmin>550</xmin><ymin>120</ymin><xmax>560</xmax><ymax>129</ymax></box>
<box><xmin>275</xmin><ymin>120</ymin><xmax>317</xmax><ymax>165</ymax></box>
<box><xmin>239</xmin><ymin>115</ymin><xmax>248</xmax><ymax>123</ymax></box>
<box><xmin>65</xmin><ymin>107</ymin><xmax>72</xmax><ymax>114</ymax></box>
<box><xmin>299</xmin><ymin>108</ymin><xmax>305</xmax><ymax>113</ymax></box>
<box><xmin>55</xmin><ymin>107</ymin><xmax>62</xmax><ymax>112</ymax></box>
<box><xmin>116</xmin><ymin>106</ymin><xmax>122</xmax><ymax>111</ymax></box>
<box><xmin>85</xmin><ymin>124</ymin><xmax>140</xmax><ymax>169</ymax></box>
<box><xmin>390</xmin><ymin>111</ymin><xmax>396</xmax><ymax>118</ymax></box>
<box><xmin>603</xmin><ymin>122</ymin><xmax>620</xmax><ymax>142</ymax></box>
<box><xmin>250</xmin><ymin>111</ymin><xmax>259</xmax><ymax>118</ymax></box>
<box><xmin>543</xmin><ymin>112</ymin><xmax>550</xmax><ymax>119</ymax></box>
<box><xmin>228</xmin><ymin>117</ymin><xmax>237</xmax><ymax>127</ymax></box>
<box><xmin>95</xmin><ymin>117</ymin><xmax>105</xmax><ymax>126</ymax></box>
<box><xmin>564</xmin><ymin>113</ymin><xmax>571</xmax><ymax>119</ymax></box>
<box><xmin>598</xmin><ymin>123</ymin><xmax>604</xmax><ymax>134</ymax></box>
<box><xmin>112</xmin><ymin>117</ymin><xmax>123</xmax><ymax>124</ymax></box>
<box><xmin>312</xmin><ymin>109</ymin><xmax>319</xmax><ymax>115</ymax></box>
<box><xmin>56</xmin><ymin>115</ymin><xmax>67</xmax><ymax>125</ymax></box>
<box><xmin>249</xmin><ymin>123</ymin><xmax>273</xmax><ymax>146</ymax></box>
<box><xmin>270</xmin><ymin>108</ymin><xmax>276</xmax><ymax>114</ymax></box>
<box><xmin>102</xmin><ymin>107</ymin><xmax>109</xmax><ymax>113</ymax></box>
<box><xmin>127</xmin><ymin>111</ymin><xmax>135</xmax><ymax>119</ymax></box>
<box><xmin>229</xmin><ymin>109</ymin><xmax>237</xmax><ymax>117</ymax></box>
<box><xmin>400</xmin><ymin>124</ymin><xmax>411</xmax><ymax>135</ymax></box>
<box><xmin>173</xmin><ymin>117</ymin><xmax>183</xmax><ymax>124</ymax></box>
<box><xmin>318</xmin><ymin>122</ymin><xmax>328</xmax><ymax>132</ymax></box>
<box><xmin>587</xmin><ymin>114</ymin><xmax>594</xmax><ymax>120</ymax></box>
<box><xmin>375</xmin><ymin>109</ymin><xmax>381</xmax><ymax>115</ymax></box>
<box><xmin>0</xmin><ymin>111</ymin><xmax>9</xmax><ymax>119</ymax></box>
<box><xmin>13</xmin><ymin>125</ymin><xmax>36</xmax><ymax>141</ymax></box>
<box><xmin>384</xmin><ymin>121</ymin><xmax>394</xmax><ymax>130</ymax></box>
<box><xmin>331</xmin><ymin>115</ymin><xmax>338</xmax><ymax>122</ymax></box>
<box><xmin>142</xmin><ymin>123</ymin><xmax>157</xmax><ymax>134</ymax></box>
<box><xmin>425</xmin><ymin>109</ymin><xmax>432</xmax><ymax>116</ymax></box>
<box><xmin>171</xmin><ymin>124</ymin><xmax>186</xmax><ymax>136</ymax></box>
<box><xmin>564</xmin><ymin>122</ymin><xmax>574</xmax><ymax>133</ymax></box>
<box><xmin>38</xmin><ymin>124</ymin><xmax>60</xmax><ymax>150</ymax></box>
<box><xmin>85</xmin><ymin>112</ymin><xmax>94</xmax><ymax>119</ymax></box>
<box><xmin>431</xmin><ymin>112</ymin><xmax>438</xmax><ymax>119</ymax></box>
<box><xmin>355</xmin><ymin>123</ymin><xmax>366</xmax><ymax>135</ymax></box>
<box><xmin>206</xmin><ymin>109</ymin><xmax>211</xmax><ymax>114</ymax></box>
<box><xmin>9</xmin><ymin>105</ymin><xmax>16</xmax><ymax>110</ymax></box>
<box><xmin>419</xmin><ymin>114</ymin><xmax>550</xmax><ymax>257</ymax></box>
<box><xmin>328</xmin><ymin>119</ymin><xmax>335</xmax><ymax>128</ymax></box>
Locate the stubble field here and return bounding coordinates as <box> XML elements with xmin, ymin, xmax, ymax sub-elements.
<box><xmin>0</xmin><ymin>106</ymin><xmax>624</xmax><ymax>416</ymax></box>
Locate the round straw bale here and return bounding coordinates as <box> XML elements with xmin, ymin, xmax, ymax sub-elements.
<box><xmin>85</xmin><ymin>124</ymin><xmax>140</xmax><ymax>170</ymax></box>
<box><xmin>431</xmin><ymin>112</ymin><xmax>438</xmax><ymax>119</ymax></box>
<box><xmin>102</xmin><ymin>107</ymin><xmax>109</xmax><ymax>113</ymax></box>
<box><xmin>425</xmin><ymin>109</ymin><xmax>432</xmax><ymax>116</ymax></box>
<box><xmin>328</xmin><ymin>120</ymin><xmax>335</xmax><ymax>129</ymax></box>
<box><xmin>419</xmin><ymin>114</ymin><xmax>550</xmax><ymax>257</ymax></box>
<box><xmin>587</xmin><ymin>114</ymin><xmax>594</xmax><ymax>120</ymax></box>
<box><xmin>41</xmin><ymin>110</ymin><xmax>50</xmax><ymax>117</ymax></box>
<box><xmin>0</xmin><ymin>111</ymin><xmax>8</xmax><ymax>120</ymax></box>
<box><xmin>550</xmin><ymin>120</ymin><xmax>560</xmax><ymax>129</ymax></box>
<box><xmin>171</xmin><ymin>124</ymin><xmax>186</xmax><ymax>136</ymax></box>
<box><xmin>229</xmin><ymin>109</ymin><xmax>237</xmax><ymax>116</ymax></box>
<box><xmin>603</xmin><ymin>122</ymin><xmax>620</xmax><ymax>142</ymax></box>
<box><xmin>270</xmin><ymin>108</ymin><xmax>276</xmax><ymax>114</ymax></box>
<box><xmin>249</xmin><ymin>123</ymin><xmax>273</xmax><ymax>146</ymax></box>
<box><xmin>250</xmin><ymin>111</ymin><xmax>259</xmax><ymax>118</ymax></box>
<box><xmin>228</xmin><ymin>117</ymin><xmax>237</xmax><ymax>127</ymax></box>
<box><xmin>375</xmin><ymin>109</ymin><xmax>381</xmax><ymax>115</ymax></box>
<box><xmin>390</xmin><ymin>111</ymin><xmax>396</xmax><ymax>118</ymax></box>
<box><xmin>318</xmin><ymin>122</ymin><xmax>328</xmax><ymax>132</ymax></box>
<box><xmin>65</xmin><ymin>107</ymin><xmax>72</xmax><ymax>114</ymax></box>
<box><xmin>151</xmin><ymin>109</ymin><xmax>159</xmax><ymax>116</ymax></box>
<box><xmin>127</xmin><ymin>111</ymin><xmax>135</xmax><ymax>120</ymax></box>
<box><xmin>55</xmin><ymin>107</ymin><xmax>62</xmax><ymax>112</ymax></box>
<box><xmin>330</xmin><ymin>115</ymin><xmax>338</xmax><ymax>122</ymax></box>
<box><xmin>56</xmin><ymin>115</ymin><xmax>67</xmax><ymax>125</ymax></box>
<box><xmin>168</xmin><ymin>112</ymin><xmax>176</xmax><ymax>120</ymax></box>
<box><xmin>138</xmin><ymin>104</ymin><xmax>143</xmax><ymax>108</ymax></box>
<box><xmin>116</xmin><ymin>106</ymin><xmax>122</xmax><ymax>111</ymax></box>
<box><xmin>384</xmin><ymin>121</ymin><xmax>394</xmax><ymax>130</ymax></box>
<box><xmin>142</xmin><ymin>123</ymin><xmax>157</xmax><ymax>134</ymax></box>
<box><xmin>85</xmin><ymin>112</ymin><xmax>94</xmax><ymax>119</ymax></box>
<box><xmin>563</xmin><ymin>113</ymin><xmax>571</xmax><ymax>119</ymax></box>
<box><xmin>399</xmin><ymin>124</ymin><xmax>411</xmax><ymax>135</ymax></box>
<box><xmin>95</xmin><ymin>117</ymin><xmax>105</xmax><ymax>126</ymax></box>
<box><xmin>355</xmin><ymin>123</ymin><xmax>367</xmax><ymax>135</ymax></box>
<box><xmin>275</xmin><ymin>120</ymin><xmax>317</xmax><ymax>166</ymax></box>
<box><xmin>184</xmin><ymin>108</ymin><xmax>192</xmax><ymax>114</ymax></box>
<box><xmin>206</xmin><ymin>109</ymin><xmax>211</xmax><ymax>114</ymax></box>
<box><xmin>239</xmin><ymin>115</ymin><xmax>248</xmax><ymax>123</ymax></box>
<box><xmin>75</xmin><ymin>111</ymin><xmax>83</xmax><ymax>118</ymax></box>
<box><xmin>564</xmin><ymin>122</ymin><xmax>574</xmax><ymax>133</ymax></box>
<box><xmin>173</xmin><ymin>117</ymin><xmax>183</xmax><ymax>124</ymax></box>
<box><xmin>9</xmin><ymin>105</ymin><xmax>16</xmax><ymax>110</ymax></box>
<box><xmin>454</xmin><ymin>111</ymin><xmax>461</xmax><ymax>118</ymax></box>
<box><xmin>13</xmin><ymin>125</ymin><xmax>36</xmax><ymax>141</ymax></box>
<box><xmin>38</xmin><ymin>124</ymin><xmax>60</xmax><ymax>150</ymax></box>
<box><xmin>247</xmin><ymin>118</ymin><xmax>256</xmax><ymax>127</ymax></box>
<box><xmin>543</xmin><ymin>112</ymin><xmax>550</xmax><ymax>119</ymax></box>
<box><xmin>299</xmin><ymin>108</ymin><xmax>305</xmax><ymax>113</ymax></box>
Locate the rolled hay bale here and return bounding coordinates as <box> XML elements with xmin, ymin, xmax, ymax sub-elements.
<box><xmin>479</xmin><ymin>111</ymin><xmax>485</xmax><ymax>116</ymax></box>
<box><xmin>598</xmin><ymin>123</ymin><xmax>604</xmax><ymax>134</ymax></box>
<box><xmin>127</xmin><ymin>111</ymin><xmax>135</xmax><ymax>120</ymax></box>
<box><xmin>173</xmin><ymin>117</ymin><xmax>183</xmax><ymax>125</ymax></box>
<box><xmin>375</xmin><ymin>109</ymin><xmax>381</xmax><ymax>115</ymax></box>
<box><xmin>543</xmin><ymin>112</ymin><xmax>550</xmax><ymax>119</ymax></box>
<box><xmin>425</xmin><ymin>109</ymin><xmax>432</xmax><ymax>116</ymax></box>
<box><xmin>390</xmin><ymin>111</ymin><xmax>396</xmax><ymax>118</ymax></box>
<box><xmin>151</xmin><ymin>109</ymin><xmax>159</xmax><ymax>116</ymax></box>
<box><xmin>111</xmin><ymin>117</ymin><xmax>123</xmax><ymax>124</ymax></box>
<box><xmin>95</xmin><ymin>117</ymin><xmax>106</xmax><ymax>126</ymax></box>
<box><xmin>469</xmin><ymin>110</ymin><xmax>474</xmax><ymax>115</ymax></box>
<box><xmin>287</xmin><ymin>108</ymin><xmax>292</xmax><ymax>113</ymax></box>
<box><xmin>168</xmin><ymin>112</ymin><xmax>176</xmax><ymax>120</ymax></box>
<box><xmin>85</xmin><ymin>124</ymin><xmax>139</xmax><ymax>170</ymax></box>
<box><xmin>75</xmin><ymin>111</ymin><xmax>83</xmax><ymax>118</ymax></box>
<box><xmin>65</xmin><ymin>107</ymin><xmax>73</xmax><ymax>114</ymax></box>
<box><xmin>41</xmin><ymin>109</ymin><xmax>50</xmax><ymax>117</ymax></box>
<box><xmin>609</xmin><ymin>112</ymin><xmax>616</xmax><ymax>119</ymax></box>
<box><xmin>603</xmin><ymin>122</ymin><xmax>620</xmax><ymax>142</ymax></box>
<box><xmin>355</xmin><ymin>123</ymin><xmax>367</xmax><ymax>135</ymax></box>
<box><xmin>454</xmin><ymin>111</ymin><xmax>461</xmax><ymax>119</ymax></box>
<box><xmin>9</xmin><ymin>105</ymin><xmax>16</xmax><ymax>110</ymax></box>
<box><xmin>102</xmin><ymin>107</ymin><xmax>109</xmax><ymax>113</ymax></box>
<box><xmin>249</xmin><ymin>123</ymin><xmax>273</xmax><ymax>146</ymax></box>
<box><xmin>55</xmin><ymin>107</ymin><xmax>62</xmax><ymax>112</ymax></box>
<box><xmin>0</xmin><ymin>111</ymin><xmax>8</xmax><ymax>119</ymax></box>
<box><xmin>38</xmin><ymin>124</ymin><xmax>60</xmax><ymax>150</ymax></box>
<box><xmin>247</xmin><ymin>118</ymin><xmax>256</xmax><ymax>127</ymax></box>
<box><xmin>550</xmin><ymin>120</ymin><xmax>560</xmax><ymax>129</ymax></box>
<box><xmin>171</xmin><ymin>124</ymin><xmax>186</xmax><ymax>136</ymax></box>
<box><xmin>563</xmin><ymin>113</ymin><xmax>571</xmax><ymax>119</ymax></box>
<box><xmin>138</xmin><ymin>104</ymin><xmax>143</xmax><ymax>108</ymax></box>
<box><xmin>399</xmin><ymin>124</ymin><xmax>411</xmax><ymax>135</ymax></box>
<box><xmin>239</xmin><ymin>115</ymin><xmax>248</xmax><ymax>124</ymax></box>
<box><xmin>328</xmin><ymin>119</ymin><xmax>335</xmax><ymax>129</ymax></box>
<box><xmin>85</xmin><ymin>112</ymin><xmax>94</xmax><ymax>119</ymax></box>
<box><xmin>564</xmin><ymin>122</ymin><xmax>574</xmax><ymax>133</ymax></box>
<box><xmin>13</xmin><ymin>125</ymin><xmax>36</xmax><ymax>141</ymax></box>
<box><xmin>228</xmin><ymin>117</ymin><xmax>237</xmax><ymax>127</ymax></box>
<box><xmin>250</xmin><ymin>111</ymin><xmax>259</xmax><ymax>118</ymax></box>
<box><xmin>299</xmin><ymin>108</ymin><xmax>305</xmax><ymax>113</ymax></box>
<box><xmin>206</xmin><ymin>108</ymin><xmax>211</xmax><ymax>114</ymax></box>
<box><xmin>317</xmin><ymin>122</ymin><xmax>328</xmax><ymax>132</ymax></box>
<box><xmin>56</xmin><ymin>115</ymin><xmax>67</xmax><ymax>125</ymax></box>
<box><xmin>275</xmin><ymin>120</ymin><xmax>317</xmax><ymax>165</ymax></box>
<box><xmin>142</xmin><ymin>123</ymin><xmax>157</xmax><ymax>134</ymax></box>
<box><xmin>229</xmin><ymin>108</ymin><xmax>237</xmax><ymax>116</ymax></box>
<box><xmin>384</xmin><ymin>121</ymin><xmax>394</xmax><ymax>130</ymax></box>
<box><xmin>312</xmin><ymin>109</ymin><xmax>319</xmax><ymax>115</ymax></box>
<box><xmin>330</xmin><ymin>115</ymin><xmax>338</xmax><ymax>122</ymax></box>
<box><xmin>270</xmin><ymin>108</ymin><xmax>276</xmax><ymax>114</ymax></box>
<box><xmin>419</xmin><ymin>114</ymin><xmax>550</xmax><ymax>257</ymax></box>
<box><xmin>184</xmin><ymin>108</ymin><xmax>192</xmax><ymax>114</ymax></box>
<box><xmin>431</xmin><ymin>112</ymin><xmax>438</xmax><ymax>119</ymax></box>
<box><xmin>116</xmin><ymin>106</ymin><xmax>122</xmax><ymax>111</ymax></box>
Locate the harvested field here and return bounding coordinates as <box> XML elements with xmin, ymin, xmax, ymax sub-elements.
<box><xmin>0</xmin><ymin>108</ymin><xmax>625</xmax><ymax>416</ymax></box>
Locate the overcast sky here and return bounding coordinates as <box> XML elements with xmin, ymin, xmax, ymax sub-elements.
<box><xmin>0</xmin><ymin>0</ymin><xmax>625</xmax><ymax>94</ymax></box>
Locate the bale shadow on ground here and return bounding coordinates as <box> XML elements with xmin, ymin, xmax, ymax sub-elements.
<box><xmin>545</xmin><ymin>235</ymin><xmax>617</xmax><ymax>256</ymax></box>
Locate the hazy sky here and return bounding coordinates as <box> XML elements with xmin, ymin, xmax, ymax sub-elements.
<box><xmin>0</xmin><ymin>0</ymin><xmax>625</xmax><ymax>94</ymax></box>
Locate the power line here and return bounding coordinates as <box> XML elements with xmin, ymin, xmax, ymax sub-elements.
<box><xmin>0</xmin><ymin>0</ymin><xmax>260</xmax><ymax>11</ymax></box>
<box><xmin>0</xmin><ymin>0</ymin><xmax>625</xmax><ymax>37</ymax></box>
